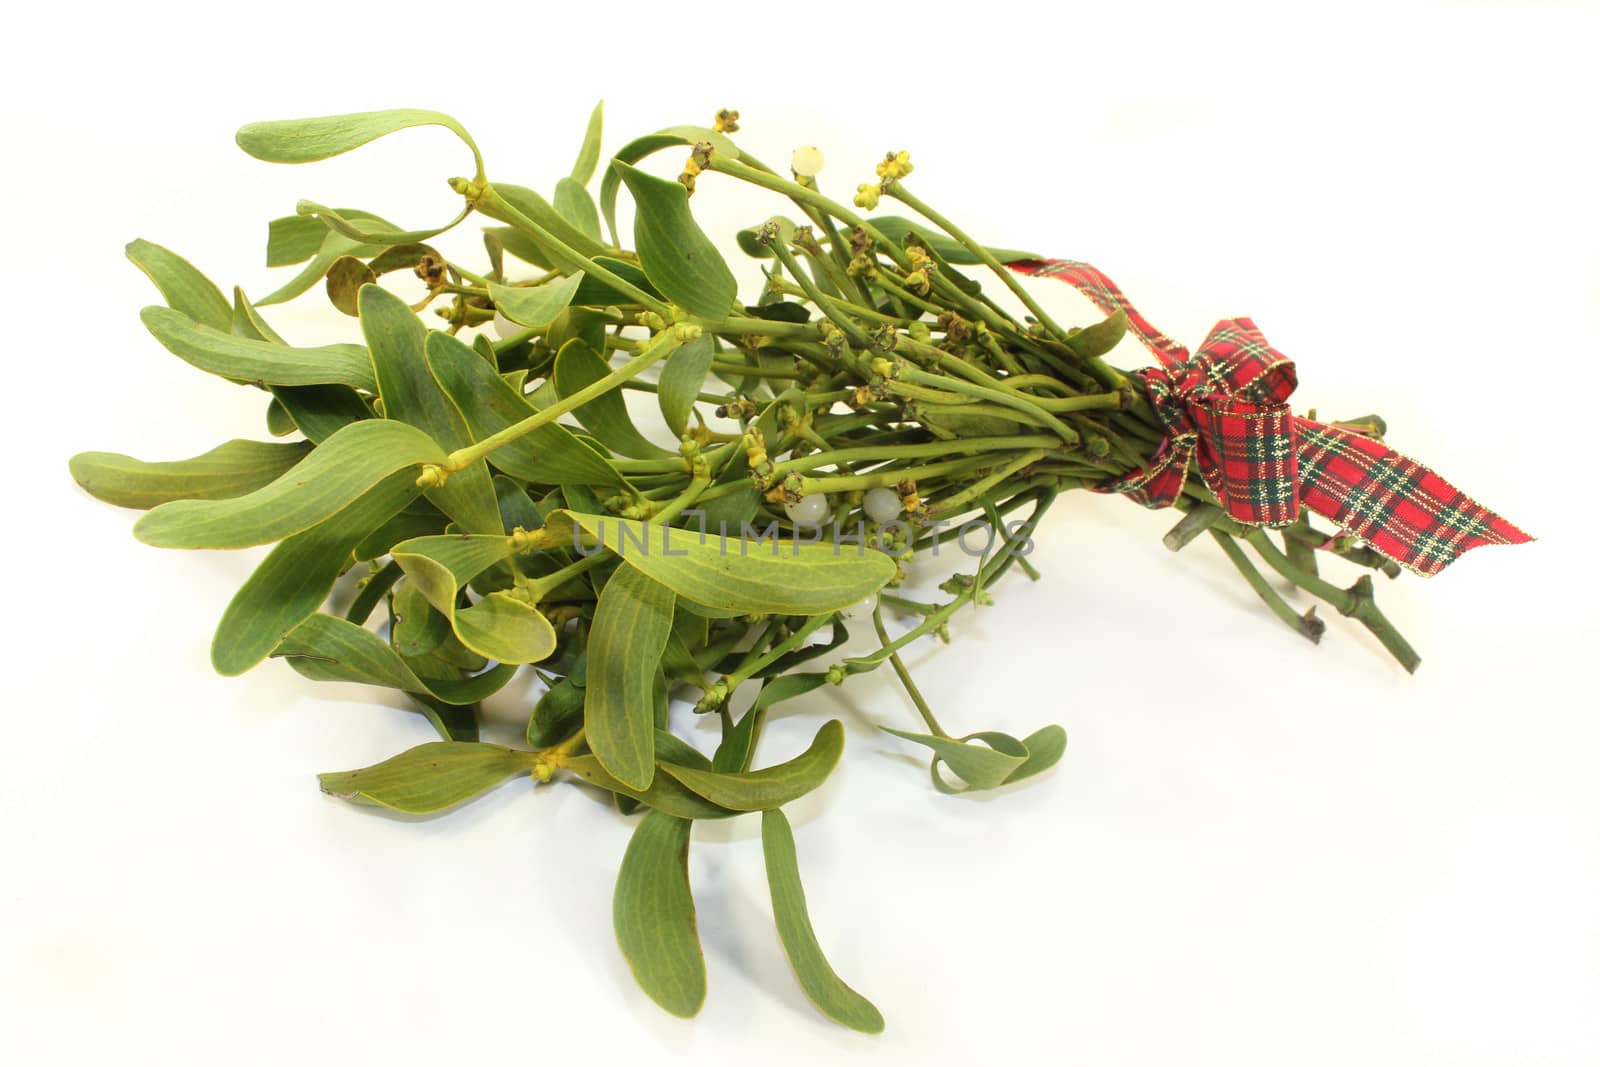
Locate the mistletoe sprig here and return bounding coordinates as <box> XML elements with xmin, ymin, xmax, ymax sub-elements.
<box><xmin>71</xmin><ymin>104</ymin><xmax>1526</xmax><ymax>1031</ymax></box>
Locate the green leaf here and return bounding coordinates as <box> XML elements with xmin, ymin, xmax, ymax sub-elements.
<box><xmin>751</xmin><ymin>672</ymin><xmax>829</xmax><ymax>713</ymax></box>
<box><xmin>546</xmin><ymin>511</ymin><xmax>897</xmax><ymax>616</ymax></box>
<box><xmin>212</xmin><ymin>470</ymin><xmax>419</xmax><ymax>675</ymax></box>
<box><xmin>612</xmin><ymin>160</ymin><xmax>737</xmax><ymax>320</ymax></box>
<box><xmin>423</xmin><ymin>331</ymin><xmax>628</xmax><ymax>490</ymax></box>
<box><xmin>70</xmin><ymin>439</ymin><xmax>312</xmax><ymax>510</ymax></box>
<box><xmin>476</xmin><ymin>182</ymin><xmax>611</xmax><ymax>264</ymax></box>
<box><xmin>1065</xmin><ymin>310</ymin><xmax>1130</xmax><ymax>361</ymax></box>
<box><xmin>359</xmin><ymin>284</ymin><xmax>503</xmax><ymax>535</ymax></box>
<box><xmin>564</xmin><ymin>755</ymin><xmax>736</xmax><ymax>820</ymax></box>
<box><xmin>881</xmin><ymin>727</ymin><xmax>1058</xmax><ymax>793</ymax></box>
<box><xmin>570</xmin><ymin>100</ymin><xmax>604</xmax><ymax>184</ymax></box>
<box><xmin>1000</xmin><ymin>725</ymin><xmax>1068</xmax><ymax>785</ymax></box>
<box><xmin>487</xmin><ymin>272</ymin><xmax>585</xmax><ymax>329</ymax></box>
<box><xmin>658</xmin><ymin>335</ymin><xmax>714</xmax><ymax>437</ymax></box>
<box><xmin>866</xmin><ymin>215</ymin><xmax>1039</xmax><ymax>266</ymax></box>
<box><xmin>257</xmin><ymin>224</ymin><xmax>388</xmax><ymax>306</ymax></box>
<box><xmin>392</xmin><ymin>578</ymin><xmax>449</xmax><ymax>658</ymax></box>
<box><xmin>236</xmin><ymin>109</ymin><xmax>481</xmax><ymax>173</ymax></box>
<box><xmin>276</xmin><ymin>613</ymin><xmax>516</xmax><ymax>706</ymax></box>
<box><xmin>125</xmin><ymin>239</ymin><xmax>232</xmax><ymax>330</ymax></box>
<box><xmin>761</xmin><ymin>809</ymin><xmax>884</xmax><ymax>1034</ymax></box>
<box><xmin>570</xmin><ymin>257</ymin><xmax>662</xmax><ymax>307</ymax></box>
<box><xmin>613</xmin><ymin>812</ymin><xmax>706</xmax><ymax>1018</ymax></box>
<box><xmin>317</xmin><ymin>741</ymin><xmax>532</xmax><ymax>815</ymax></box>
<box><xmin>527</xmin><ymin>674</ymin><xmax>585</xmax><ymax>748</ymax></box>
<box><xmin>266</xmin><ymin>213</ymin><xmax>333</xmax><ymax>267</ymax></box>
<box><xmin>586</xmin><ymin>565</ymin><xmax>675</xmax><ymax>790</ymax></box>
<box><xmin>553</xmin><ymin>339</ymin><xmax>673</xmax><ymax>459</ymax></box>
<box><xmin>553</xmin><ymin>178</ymin><xmax>603</xmax><ymax>243</ymax></box>
<box><xmin>134</xmin><ymin>419</ymin><xmax>442</xmax><ymax>549</ymax></box>
<box><xmin>296</xmin><ymin>199</ymin><xmax>470</xmax><ymax>246</ymax></box>
<box><xmin>229</xmin><ymin>287</ymin><xmax>374</xmax><ymax>444</ymax></box>
<box><xmin>325</xmin><ymin>255</ymin><xmax>376</xmax><ymax>316</ymax></box>
<box><xmin>599</xmin><ymin>127</ymin><xmax>740</xmax><ymax>244</ymax></box>
<box><xmin>712</xmin><ymin>708</ymin><xmax>764</xmax><ymax>774</ymax></box>
<box><xmin>391</xmin><ymin>534</ymin><xmax>557</xmax><ymax>665</ymax></box>
<box><xmin>141</xmin><ymin>306</ymin><xmax>378</xmax><ymax>392</ymax></box>
<box><xmin>659</xmin><ymin>719</ymin><xmax>843</xmax><ymax>811</ymax></box>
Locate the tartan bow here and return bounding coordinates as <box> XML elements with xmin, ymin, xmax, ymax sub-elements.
<box><xmin>1006</xmin><ymin>258</ymin><xmax>1531</xmax><ymax>576</ymax></box>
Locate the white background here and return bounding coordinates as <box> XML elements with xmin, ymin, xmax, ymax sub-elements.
<box><xmin>4</xmin><ymin>1</ymin><xmax>1596</xmax><ymax>1064</ymax></box>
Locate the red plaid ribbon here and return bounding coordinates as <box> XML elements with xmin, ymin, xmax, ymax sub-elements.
<box><xmin>1007</xmin><ymin>258</ymin><xmax>1531</xmax><ymax>576</ymax></box>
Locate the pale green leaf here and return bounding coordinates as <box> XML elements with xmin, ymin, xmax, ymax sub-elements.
<box><xmin>391</xmin><ymin>534</ymin><xmax>556</xmax><ymax>665</ymax></box>
<box><xmin>570</xmin><ymin>100</ymin><xmax>604</xmax><ymax>184</ymax></box>
<box><xmin>236</xmin><ymin>108</ymin><xmax>481</xmax><ymax>173</ymax></box>
<box><xmin>141</xmin><ymin>306</ymin><xmax>378</xmax><ymax>391</ymax></box>
<box><xmin>423</xmin><ymin>331</ymin><xmax>628</xmax><ymax>490</ymax></box>
<box><xmin>586</xmin><ymin>565</ymin><xmax>675</xmax><ymax>791</ymax></box>
<box><xmin>659</xmin><ymin>720</ymin><xmax>842</xmax><ymax>811</ymax></box>
<box><xmin>553</xmin><ymin>339</ymin><xmax>673</xmax><ymax>459</ymax></box>
<box><xmin>359</xmin><ymin>284</ymin><xmax>503</xmax><ymax>534</ymax></box>
<box><xmin>317</xmin><ymin>741</ymin><xmax>532</xmax><ymax>814</ymax></box>
<box><xmin>546</xmin><ymin>511</ymin><xmax>896</xmax><ymax>616</ymax></box>
<box><xmin>134</xmin><ymin>419</ymin><xmax>441</xmax><ymax>550</ymax></box>
<box><xmin>212</xmin><ymin>469</ymin><xmax>418</xmax><ymax>675</ymax></box>
<box><xmin>70</xmin><ymin>439</ymin><xmax>312</xmax><ymax>511</ymax></box>
<box><xmin>487</xmin><ymin>272</ymin><xmax>585</xmax><ymax>328</ymax></box>
<box><xmin>612</xmin><ymin>160</ymin><xmax>737</xmax><ymax>321</ymax></box>
<box><xmin>658</xmin><ymin>335</ymin><xmax>714</xmax><ymax>437</ymax></box>
<box><xmin>613</xmin><ymin>812</ymin><xmax>706</xmax><ymax>1018</ymax></box>
<box><xmin>761</xmin><ymin>809</ymin><xmax>884</xmax><ymax>1034</ymax></box>
<box><xmin>125</xmin><ymin>239</ymin><xmax>231</xmax><ymax>330</ymax></box>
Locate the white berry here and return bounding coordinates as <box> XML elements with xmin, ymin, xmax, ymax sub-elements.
<box><xmin>791</xmin><ymin>146</ymin><xmax>825</xmax><ymax>178</ymax></box>
<box><xmin>784</xmin><ymin>492</ymin><xmax>830</xmax><ymax>526</ymax></box>
<box><xmin>864</xmin><ymin>486</ymin><xmax>902</xmax><ymax>523</ymax></box>
<box><xmin>491</xmin><ymin>310</ymin><xmax>520</xmax><ymax>341</ymax></box>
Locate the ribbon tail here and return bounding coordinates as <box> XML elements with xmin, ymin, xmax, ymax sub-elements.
<box><xmin>1293</xmin><ymin>417</ymin><xmax>1533</xmax><ymax>577</ymax></box>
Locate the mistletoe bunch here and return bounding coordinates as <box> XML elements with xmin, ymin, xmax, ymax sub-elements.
<box><xmin>70</xmin><ymin>104</ymin><xmax>1525</xmax><ymax>1031</ymax></box>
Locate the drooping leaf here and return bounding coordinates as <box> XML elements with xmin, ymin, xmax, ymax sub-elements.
<box><xmin>545</xmin><ymin>511</ymin><xmax>896</xmax><ymax>616</ymax></box>
<box><xmin>70</xmin><ymin>439</ymin><xmax>312</xmax><ymax>510</ymax></box>
<box><xmin>659</xmin><ymin>719</ymin><xmax>843</xmax><ymax>811</ymax></box>
<box><xmin>134</xmin><ymin>419</ymin><xmax>442</xmax><ymax>550</ymax></box>
<box><xmin>236</xmin><ymin>109</ymin><xmax>481</xmax><ymax>170</ymax></box>
<box><xmin>586</xmin><ymin>565</ymin><xmax>675</xmax><ymax>790</ymax></box>
<box><xmin>613</xmin><ymin>812</ymin><xmax>706</xmax><ymax>1018</ymax></box>
<box><xmin>141</xmin><ymin>306</ymin><xmax>378</xmax><ymax>392</ymax></box>
<box><xmin>761</xmin><ymin>809</ymin><xmax>884</xmax><ymax>1034</ymax></box>
<box><xmin>882</xmin><ymin>727</ymin><xmax>1051</xmax><ymax>793</ymax></box>
<box><xmin>998</xmin><ymin>725</ymin><xmax>1068</xmax><ymax>785</ymax></box>
<box><xmin>125</xmin><ymin>239</ymin><xmax>232</xmax><ymax>330</ymax></box>
<box><xmin>612</xmin><ymin>160</ymin><xmax>737</xmax><ymax>321</ymax></box>
<box><xmin>554</xmin><ymin>339</ymin><xmax>674</xmax><ymax>459</ymax></box>
<box><xmin>391</xmin><ymin>533</ymin><xmax>556</xmax><ymax>665</ymax></box>
<box><xmin>392</xmin><ymin>578</ymin><xmax>449</xmax><ymax>658</ymax></box>
<box><xmin>211</xmin><ymin>469</ymin><xmax>419</xmax><ymax>675</ymax></box>
<box><xmin>317</xmin><ymin>741</ymin><xmax>533</xmax><ymax>815</ymax></box>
